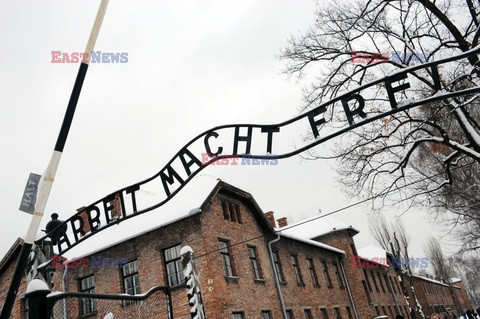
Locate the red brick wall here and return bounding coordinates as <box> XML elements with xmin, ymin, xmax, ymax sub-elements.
<box><xmin>0</xmin><ymin>255</ymin><xmax>29</xmax><ymax>319</ymax></box>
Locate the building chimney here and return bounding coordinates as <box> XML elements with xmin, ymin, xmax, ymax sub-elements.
<box><xmin>277</xmin><ymin>217</ymin><xmax>288</xmax><ymax>228</ymax></box>
<box><xmin>264</xmin><ymin>211</ymin><xmax>276</xmax><ymax>228</ymax></box>
<box><xmin>110</xmin><ymin>193</ymin><xmax>123</xmax><ymax>219</ymax></box>
<box><xmin>77</xmin><ymin>206</ymin><xmax>90</xmax><ymax>234</ymax></box>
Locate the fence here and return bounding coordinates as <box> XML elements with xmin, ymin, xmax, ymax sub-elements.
<box><xmin>44</xmin><ymin>286</ymin><xmax>172</xmax><ymax>319</ymax></box>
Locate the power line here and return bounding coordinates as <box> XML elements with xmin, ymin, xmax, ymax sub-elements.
<box><xmin>193</xmin><ymin>162</ymin><xmax>474</xmax><ymax>260</ymax></box>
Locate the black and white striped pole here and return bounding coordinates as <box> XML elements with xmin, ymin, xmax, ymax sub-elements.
<box><xmin>0</xmin><ymin>1</ymin><xmax>109</xmax><ymax>318</ymax></box>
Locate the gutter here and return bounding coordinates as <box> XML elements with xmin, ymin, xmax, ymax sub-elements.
<box><xmin>339</xmin><ymin>256</ymin><xmax>359</xmax><ymax>319</ymax></box>
<box><xmin>267</xmin><ymin>234</ymin><xmax>287</xmax><ymax>319</ymax></box>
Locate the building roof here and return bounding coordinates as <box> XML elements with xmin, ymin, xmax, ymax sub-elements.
<box><xmin>63</xmin><ymin>176</ymin><xmax>276</xmax><ymax>259</ymax></box>
<box><xmin>0</xmin><ymin>237</ymin><xmax>24</xmax><ymax>277</ymax></box>
<box><xmin>413</xmin><ymin>274</ymin><xmax>449</xmax><ymax>287</ymax></box>
<box><xmin>63</xmin><ymin>175</ymin><xmax>222</xmax><ymax>259</ymax></box>
<box><xmin>278</xmin><ymin>232</ymin><xmax>345</xmax><ymax>255</ymax></box>
<box><xmin>277</xmin><ymin>214</ymin><xmax>360</xmax><ymax>240</ymax></box>
<box><xmin>357</xmin><ymin>245</ymin><xmax>389</xmax><ymax>267</ymax></box>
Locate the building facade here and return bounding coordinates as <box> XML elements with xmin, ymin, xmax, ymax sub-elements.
<box><xmin>0</xmin><ymin>180</ymin><xmax>474</xmax><ymax>319</ymax></box>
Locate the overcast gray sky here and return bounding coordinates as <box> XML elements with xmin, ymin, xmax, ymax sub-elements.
<box><xmin>0</xmin><ymin>0</ymin><xmax>458</xmax><ymax>270</ymax></box>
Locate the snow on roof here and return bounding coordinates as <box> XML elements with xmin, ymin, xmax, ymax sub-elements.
<box><xmin>413</xmin><ymin>274</ymin><xmax>449</xmax><ymax>287</ymax></box>
<box><xmin>357</xmin><ymin>245</ymin><xmax>389</xmax><ymax>267</ymax></box>
<box><xmin>278</xmin><ymin>214</ymin><xmax>359</xmax><ymax>240</ymax></box>
<box><xmin>278</xmin><ymin>232</ymin><xmax>345</xmax><ymax>255</ymax></box>
<box><xmin>450</xmin><ymin>277</ymin><xmax>462</xmax><ymax>283</ymax></box>
<box><xmin>63</xmin><ymin>175</ymin><xmax>220</xmax><ymax>259</ymax></box>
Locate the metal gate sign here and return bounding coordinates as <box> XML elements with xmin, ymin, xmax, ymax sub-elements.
<box><xmin>37</xmin><ymin>47</ymin><xmax>480</xmax><ymax>256</ymax></box>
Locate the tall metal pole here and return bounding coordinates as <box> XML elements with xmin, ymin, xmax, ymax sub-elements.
<box><xmin>0</xmin><ymin>1</ymin><xmax>109</xmax><ymax>317</ymax></box>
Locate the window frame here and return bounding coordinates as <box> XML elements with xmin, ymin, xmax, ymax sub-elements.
<box><xmin>247</xmin><ymin>245</ymin><xmax>263</xmax><ymax>280</ymax></box>
<box><xmin>334</xmin><ymin>307</ymin><xmax>342</xmax><ymax>319</ymax></box>
<box><xmin>121</xmin><ymin>259</ymin><xmax>141</xmax><ymax>307</ymax></box>
<box><xmin>232</xmin><ymin>312</ymin><xmax>244</xmax><ymax>319</ymax></box>
<box><xmin>320</xmin><ymin>308</ymin><xmax>329</xmax><ymax>319</ymax></box>
<box><xmin>290</xmin><ymin>254</ymin><xmax>304</xmax><ymax>286</ymax></box>
<box><xmin>219</xmin><ymin>239</ymin><xmax>235</xmax><ymax>277</ymax></box>
<box><xmin>272</xmin><ymin>251</ymin><xmax>285</xmax><ymax>282</ymax></box>
<box><xmin>332</xmin><ymin>260</ymin><xmax>344</xmax><ymax>289</ymax></box>
<box><xmin>163</xmin><ymin>244</ymin><xmax>185</xmax><ymax>287</ymax></box>
<box><xmin>304</xmin><ymin>308</ymin><xmax>313</xmax><ymax>319</ymax></box>
<box><xmin>306</xmin><ymin>258</ymin><xmax>320</xmax><ymax>288</ymax></box>
<box><xmin>79</xmin><ymin>275</ymin><xmax>96</xmax><ymax>316</ymax></box>
<box><xmin>321</xmin><ymin>260</ymin><xmax>333</xmax><ymax>288</ymax></box>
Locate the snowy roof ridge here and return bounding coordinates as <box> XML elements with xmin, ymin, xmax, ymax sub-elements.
<box><xmin>278</xmin><ymin>232</ymin><xmax>345</xmax><ymax>255</ymax></box>
<box><xmin>277</xmin><ymin>214</ymin><xmax>360</xmax><ymax>240</ymax></box>
<box><xmin>357</xmin><ymin>245</ymin><xmax>389</xmax><ymax>267</ymax></box>
<box><xmin>413</xmin><ymin>274</ymin><xmax>449</xmax><ymax>287</ymax></box>
<box><xmin>63</xmin><ymin>176</ymin><xmax>220</xmax><ymax>259</ymax></box>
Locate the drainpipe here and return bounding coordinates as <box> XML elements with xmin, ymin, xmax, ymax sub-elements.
<box><xmin>62</xmin><ymin>260</ymin><xmax>69</xmax><ymax>319</ymax></box>
<box><xmin>385</xmin><ymin>268</ymin><xmax>400</xmax><ymax>315</ymax></box>
<box><xmin>339</xmin><ymin>255</ymin><xmax>359</xmax><ymax>319</ymax></box>
<box><xmin>268</xmin><ymin>234</ymin><xmax>287</xmax><ymax>319</ymax></box>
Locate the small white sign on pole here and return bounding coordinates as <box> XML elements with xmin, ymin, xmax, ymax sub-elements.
<box><xmin>19</xmin><ymin>173</ymin><xmax>41</xmax><ymax>214</ymax></box>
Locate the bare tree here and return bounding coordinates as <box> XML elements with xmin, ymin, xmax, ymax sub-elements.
<box><xmin>281</xmin><ymin>0</ymin><xmax>480</xmax><ymax>251</ymax></box>
<box><xmin>369</xmin><ymin>213</ymin><xmax>426</xmax><ymax>318</ymax></box>
<box><xmin>424</xmin><ymin>237</ymin><xmax>454</xmax><ymax>283</ymax></box>
<box><xmin>450</xmin><ymin>254</ymin><xmax>480</xmax><ymax>307</ymax></box>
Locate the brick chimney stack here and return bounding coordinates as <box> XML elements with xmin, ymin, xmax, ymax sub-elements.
<box><xmin>77</xmin><ymin>206</ymin><xmax>90</xmax><ymax>234</ymax></box>
<box><xmin>264</xmin><ymin>211</ymin><xmax>276</xmax><ymax>228</ymax></box>
<box><xmin>277</xmin><ymin>217</ymin><xmax>288</xmax><ymax>228</ymax></box>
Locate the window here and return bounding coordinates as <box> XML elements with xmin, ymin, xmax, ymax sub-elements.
<box><xmin>261</xmin><ymin>310</ymin><xmax>272</xmax><ymax>319</ymax></box>
<box><xmin>164</xmin><ymin>245</ymin><xmax>184</xmax><ymax>287</ymax></box>
<box><xmin>377</xmin><ymin>273</ymin><xmax>386</xmax><ymax>292</ymax></box>
<box><xmin>80</xmin><ymin>275</ymin><xmax>96</xmax><ymax>315</ymax></box>
<box><xmin>334</xmin><ymin>307</ymin><xmax>342</xmax><ymax>319</ymax></box>
<box><xmin>122</xmin><ymin>260</ymin><xmax>140</xmax><ymax>295</ymax></box>
<box><xmin>248</xmin><ymin>246</ymin><xmax>262</xmax><ymax>280</ymax></box>
<box><xmin>362</xmin><ymin>280</ymin><xmax>372</xmax><ymax>304</ymax></box>
<box><xmin>371</xmin><ymin>271</ymin><xmax>379</xmax><ymax>291</ymax></box>
<box><xmin>304</xmin><ymin>309</ymin><xmax>313</xmax><ymax>319</ymax></box>
<box><xmin>272</xmin><ymin>251</ymin><xmax>284</xmax><ymax>282</ymax></box>
<box><xmin>221</xmin><ymin>199</ymin><xmax>242</xmax><ymax>224</ymax></box>
<box><xmin>291</xmin><ymin>255</ymin><xmax>304</xmax><ymax>285</ymax></box>
<box><xmin>219</xmin><ymin>240</ymin><xmax>235</xmax><ymax>277</ymax></box>
<box><xmin>232</xmin><ymin>312</ymin><xmax>244</xmax><ymax>319</ymax></box>
<box><xmin>394</xmin><ymin>277</ymin><xmax>401</xmax><ymax>293</ymax></box>
<box><xmin>286</xmin><ymin>310</ymin><xmax>294</xmax><ymax>319</ymax></box>
<box><xmin>388</xmin><ymin>305</ymin><xmax>394</xmax><ymax>318</ymax></box>
<box><xmin>375</xmin><ymin>306</ymin><xmax>380</xmax><ymax>316</ymax></box>
<box><xmin>23</xmin><ymin>298</ymin><xmax>29</xmax><ymax>319</ymax></box>
<box><xmin>321</xmin><ymin>260</ymin><xmax>333</xmax><ymax>288</ymax></box>
<box><xmin>307</xmin><ymin>258</ymin><xmax>319</xmax><ymax>287</ymax></box>
<box><xmin>346</xmin><ymin>306</ymin><xmax>353</xmax><ymax>319</ymax></box>
<box><xmin>332</xmin><ymin>261</ymin><xmax>344</xmax><ymax>288</ymax></box>
<box><xmin>384</xmin><ymin>273</ymin><xmax>392</xmax><ymax>293</ymax></box>
<box><xmin>363</xmin><ymin>269</ymin><xmax>372</xmax><ymax>292</ymax></box>
<box><xmin>391</xmin><ymin>275</ymin><xmax>397</xmax><ymax>293</ymax></box>
<box><xmin>320</xmin><ymin>308</ymin><xmax>329</xmax><ymax>319</ymax></box>
<box><xmin>382</xmin><ymin>306</ymin><xmax>387</xmax><ymax>315</ymax></box>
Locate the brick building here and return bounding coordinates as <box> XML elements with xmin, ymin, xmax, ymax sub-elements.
<box><xmin>0</xmin><ymin>178</ymin><xmax>474</xmax><ymax>318</ymax></box>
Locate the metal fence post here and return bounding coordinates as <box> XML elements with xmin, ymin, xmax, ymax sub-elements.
<box><xmin>25</xmin><ymin>288</ymin><xmax>50</xmax><ymax>319</ymax></box>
